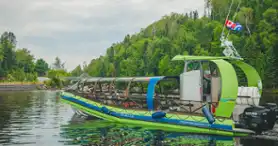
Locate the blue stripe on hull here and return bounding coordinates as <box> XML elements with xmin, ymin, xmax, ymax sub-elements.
<box><xmin>61</xmin><ymin>95</ymin><xmax>233</xmax><ymax>131</ymax></box>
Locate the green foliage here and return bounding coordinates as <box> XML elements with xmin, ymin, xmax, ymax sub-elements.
<box><xmin>0</xmin><ymin>31</ymin><xmax>49</xmax><ymax>82</ymax></box>
<box><xmin>0</xmin><ymin>38</ymin><xmax>17</xmax><ymax>76</ymax></box>
<box><xmin>71</xmin><ymin>65</ymin><xmax>83</xmax><ymax>77</ymax></box>
<box><xmin>0</xmin><ymin>31</ymin><xmax>70</xmax><ymax>89</ymax></box>
<box><xmin>35</xmin><ymin>58</ymin><xmax>49</xmax><ymax>76</ymax></box>
<box><xmin>5</xmin><ymin>69</ymin><xmax>38</xmax><ymax>82</ymax></box>
<box><xmin>47</xmin><ymin>69</ymin><xmax>70</xmax><ymax>79</ymax></box>
<box><xmin>80</xmin><ymin>0</ymin><xmax>278</xmax><ymax>89</ymax></box>
<box><xmin>45</xmin><ymin>69</ymin><xmax>71</xmax><ymax>89</ymax></box>
<box><xmin>44</xmin><ymin>57</ymin><xmax>70</xmax><ymax>88</ymax></box>
<box><xmin>15</xmin><ymin>48</ymin><xmax>35</xmax><ymax>73</ymax></box>
<box><xmin>44</xmin><ymin>77</ymin><xmax>63</xmax><ymax>89</ymax></box>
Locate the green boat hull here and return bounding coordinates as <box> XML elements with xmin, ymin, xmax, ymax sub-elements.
<box><xmin>60</xmin><ymin>91</ymin><xmax>252</xmax><ymax>137</ymax></box>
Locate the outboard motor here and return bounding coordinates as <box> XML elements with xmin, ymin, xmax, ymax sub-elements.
<box><xmin>261</xmin><ymin>103</ymin><xmax>278</xmax><ymax>129</ymax></box>
<box><xmin>236</xmin><ymin>103</ymin><xmax>278</xmax><ymax>134</ymax></box>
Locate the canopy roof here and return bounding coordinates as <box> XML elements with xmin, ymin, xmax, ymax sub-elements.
<box><xmin>82</xmin><ymin>76</ymin><xmax>162</xmax><ymax>82</ymax></box>
<box><xmin>78</xmin><ymin>76</ymin><xmax>179</xmax><ymax>83</ymax></box>
<box><xmin>171</xmin><ymin>55</ymin><xmax>243</xmax><ymax>61</ymax></box>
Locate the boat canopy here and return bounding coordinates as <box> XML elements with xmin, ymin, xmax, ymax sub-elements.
<box><xmin>83</xmin><ymin>76</ymin><xmax>164</xmax><ymax>82</ymax></box>
<box><xmin>171</xmin><ymin>55</ymin><xmax>243</xmax><ymax>61</ymax></box>
<box><xmin>77</xmin><ymin>76</ymin><xmax>180</xmax><ymax>83</ymax></box>
<box><xmin>230</xmin><ymin>61</ymin><xmax>262</xmax><ymax>95</ymax></box>
<box><xmin>77</xmin><ymin>76</ymin><xmax>179</xmax><ymax>111</ymax></box>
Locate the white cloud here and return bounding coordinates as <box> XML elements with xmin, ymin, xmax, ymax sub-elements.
<box><xmin>0</xmin><ymin>0</ymin><xmax>204</xmax><ymax>71</ymax></box>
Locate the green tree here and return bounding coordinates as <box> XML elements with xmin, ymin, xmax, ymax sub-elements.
<box><xmin>0</xmin><ymin>31</ymin><xmax>50</xmax><ymax>82</ymax></box>
<box><xmin>0</xmin><ymin>31</ymin><xmax>16</xmax><ymax>46</ymax></box>
<box><xmin>35</xmin><ymin>58</ymin><xmax>49</xmax><ymax>76</ymax></box>
<box><xmin>0</xmin><ymin>32</ymin><xmax>17</xmax><ymax>77</ymax></box>
<box><xmin>52</xmin><ymin>57</ymin><xmax>65</xmax><ymax>70</ymax></box>
<box><xmin>71</xmin><ymin>65</ymin><xmax>83</xmax><ymax>77</ymax></box>
<box><xmin>15</xmin><ymin>48</ymin><xmax>35</xmax><ymax>73</ymax></box>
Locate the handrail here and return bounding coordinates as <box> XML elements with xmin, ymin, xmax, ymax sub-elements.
<box><xmin>67</xmin><ymin>91</ymin><xmax>221</xmax><ymax>118</ymax></box>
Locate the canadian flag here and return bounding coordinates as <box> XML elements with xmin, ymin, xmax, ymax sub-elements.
<box><xmin>225</xmin><ymin>19</ymin><xmax>236</xmax><ymax>29</ymax></box>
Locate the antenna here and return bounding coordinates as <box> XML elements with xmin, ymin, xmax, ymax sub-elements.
<box><xmin>219</xmin><ymin>0</ymin><xmax>242</xmax><ymax>59</ymax></box>
<box><xmin>220</xmin><ymin>35</ymin><xmax>241</xmax><ymax>59</ymax></box>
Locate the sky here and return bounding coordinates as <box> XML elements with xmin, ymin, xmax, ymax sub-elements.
<box><xmin>0</xmin><ymin>0</ymin><xmax>204</xmax><ymax>71</ymax></box>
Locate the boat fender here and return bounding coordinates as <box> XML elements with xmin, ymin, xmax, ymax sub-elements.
<box><xmin>101</xmin><ymin>106</ymin><xmax>110</xmax><ymax>114</ymax></box>
<box><xmin>152</xmin><ymin>111</ymin><xmax>166</xmax><ymax>119</ymax></box>
<box><xmin>202</xmin><ymin>106</ymin><xmax>215</xmax><ymax>124</ymax></box>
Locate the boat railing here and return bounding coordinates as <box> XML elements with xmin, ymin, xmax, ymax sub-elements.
<box><xmin>153</xmin><ymin>98</ymin><xmax>218</xmax><ymax>115</ymax></box>
<box><xmin>67</xmin><ymin>90</ymin><xmax>221</xmax><ymax>119</ymax></box>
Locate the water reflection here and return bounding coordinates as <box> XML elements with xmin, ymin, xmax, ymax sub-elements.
<box><xmin>0</xmin><ymin>91</ymin><xmax>73</xmax><ymax>145</ymax></box>
<box><xmin>0</xmin><ymin>91</ymin><xmax>277</xmax><ymax>146</ymax></box>
<box><xmin>260</xmin><ymin>92</ymin><xmax>278</xmax><ymax>105</ymax></box>
<box><xmin>60</xmin><ymin>116</ymin><xmax>236</xmax><ymax>146</ymax></box>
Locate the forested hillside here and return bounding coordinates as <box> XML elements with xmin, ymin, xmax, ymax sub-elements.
<box><xmin>71</xmin><ymin>0</ymin><xmax>278</xmax><ymax>89</ymax></box>
<box><xmin>0</xmin><ymin>32</ymin><xmax>49</xmax><ymax>82</ymax></box>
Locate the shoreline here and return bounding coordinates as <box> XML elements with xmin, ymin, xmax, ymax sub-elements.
<box><xmin>0</xmin><ymin>82</ymin><xmax>43</xmax><ymax>85</ymax></box>
<box><xmin>0</xmin><ymin>83</ymin><xmax>42</xmax><ymax>91</ymax></box>
<box><xmin>0</xmin><ymin>82</ymin><xmax>62</xmax><ymax>91</ymax></box>
<box><xmin>264</xmin><ymin>89</ymin><xmax>278</xmax><ymax>94</ymax></box>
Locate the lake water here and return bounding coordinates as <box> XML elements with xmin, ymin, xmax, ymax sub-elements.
<box><xmin>0</xmin><ymin>91</ymin><xmax>278</xmax><ymax>146</ymax></box>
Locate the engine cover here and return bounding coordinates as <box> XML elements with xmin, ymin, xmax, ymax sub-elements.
<box><xmin>237</xmin><ymin>103</ymin><xmax>277</xmax><ymax>134</ymax></box>
<box><xmin>261</xmin><ymin>103</ymin><xmax>278</xmax><ymax>129</ymax></box>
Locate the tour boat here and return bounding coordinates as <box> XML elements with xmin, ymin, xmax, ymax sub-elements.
<box><xmin>60</xmin><ymin>55</ymin><xmax>278</xmax><ymax>136</ymax></box>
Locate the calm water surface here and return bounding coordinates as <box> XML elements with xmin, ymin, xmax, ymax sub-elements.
<box><xmin>0</xmin><ymin>91</ymin><xmax>277</xmax><ymax>146</ymax></box>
